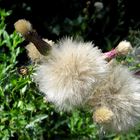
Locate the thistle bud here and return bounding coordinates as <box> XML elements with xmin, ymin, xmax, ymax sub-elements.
<box><xmin>14</xmin><ymin>19</ymin><xmax>52</xmax><ymax>56</ymax></box>
<box><xmin>115</xmin><ymin>40</ymin><xmax>133</xmax><ymax>55</ymax></box>
<box><xmin>93</xmin><ymin>107</ymin><xmax>114</xmax><ymax>124</ymax></box>
<box><xmin>14</xmin><ymin>19</ymin><xmax>32</xmax><ymax>36</ymax></box>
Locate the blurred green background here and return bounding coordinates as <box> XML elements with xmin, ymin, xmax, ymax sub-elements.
<box><xmin>0</xmin><ymin>0</ymin><xmax>140</xmax><ymax>139</ymax></box>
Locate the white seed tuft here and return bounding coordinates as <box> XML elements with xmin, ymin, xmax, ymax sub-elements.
<box><xmin>14</xmin><ymin>19</ymin><xmax>32</xmax><ymax>35</ymax></box>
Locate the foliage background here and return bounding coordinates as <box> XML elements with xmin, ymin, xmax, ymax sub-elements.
<box><xmin>0</xmin><ymin>0</ymin><xmax>140</xmax><ymax>139</ymax></box>
<box><xmin>0</xmin><ymin>0</ymin><xmax>140</xmax><ymax>50</ymax></box>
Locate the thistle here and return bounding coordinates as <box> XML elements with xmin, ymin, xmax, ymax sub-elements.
<box><xmin>115</xmin><ymin>40</ymin><xmax>133</xmax><ymax>55</ymax></box>
<box><xmin>14</xmin><ymin>19</ymin><xmax>51</xmax><ymax>55</ymax></box>
<box><xmin>89</xmin><ymin>61</ymin><xmax>140</xmax><ymax>132</ymax></box>
<box><xmin>104</xmin><ymin>40</ymin><xmax>133</xmax><ymax>61</ymax></box>
<box><xmin>14</xmin><ymin>19</ymin><xmax>140</xmax><ymax>133</ymax></box>
<box><xmin>34</xmin><ymin>38</ymin><xmax>108</xmax><ymax>111</ymax></box>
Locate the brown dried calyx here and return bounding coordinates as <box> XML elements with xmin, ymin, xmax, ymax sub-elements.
<box><xmin>14</xmin><ymin>19</ymin><xmax>51</xmax><ymax>55</ymax></box>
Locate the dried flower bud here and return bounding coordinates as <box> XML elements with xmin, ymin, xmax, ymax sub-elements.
<box><xmin>14</xmin><ymin>19</ymin><xmax>52</xmax><ymax>56</ymax></box>
<box><xmin>14</xmin><ymin>19</ymin><xmax>32</xmax><ymax>36</ymax></box>
<box><xmin>115</xmin><ymin>40</ymin><xmax>133</xmax><ymax>55</ymax></box>
<box><xmin>93</xmin><ymin>107</ymin><xmax>114</xmax><ymax>124</ymax></box>
<box><xmin>18</xmin><ymin>66</ymin><xmax>28</xmax><ymax>76</ymax></box>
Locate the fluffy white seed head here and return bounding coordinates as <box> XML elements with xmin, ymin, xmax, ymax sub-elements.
<box><xmin>14</xmin><ymin>19</ymin><xmax>32</xmax><ymax>35</ymax></box>
<box><xmin>89</xmin><ymin>63</ymin><xmax>140</xmax><ymax>132</ymax></box>
<box><xmin>34</xmin><ymin>38</ymin><xmax>108</xmax><ymax>111</ymax></box>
